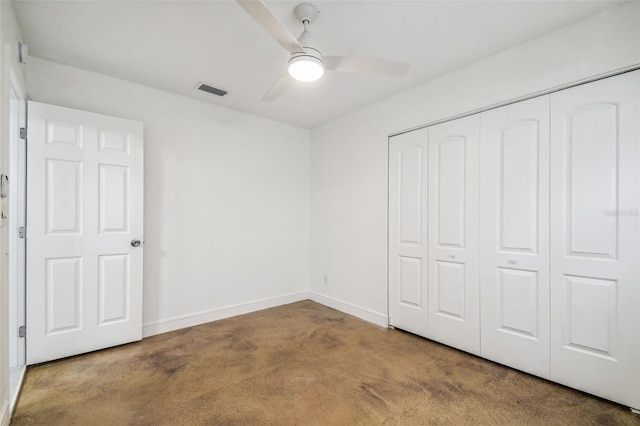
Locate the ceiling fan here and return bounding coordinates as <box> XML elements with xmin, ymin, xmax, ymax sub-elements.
<box><xmin>236</xmin><ymin>1</ymin><xmax>411</xmax><ymax>101</ymax></box>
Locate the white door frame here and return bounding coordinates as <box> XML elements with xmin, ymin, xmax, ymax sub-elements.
<box><xmin>7</xmin><ymin>60</ymin><xmax>27</xmax><ymax>407</ymax></box>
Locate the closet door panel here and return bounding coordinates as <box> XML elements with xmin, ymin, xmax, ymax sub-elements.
<box><xmin>480</xmin><ymin>95</ymin><xmax>550</xmax><ymax>378</ymax></box>
<box><xmin>435</xmin><ymin>138</ymin><xmax>465</xmax><ymax>247</ymax></box>
<box><xmin>435</xmin><ymin>260</ymin><xmax>465</xmax><ymax>318</ymax></box>
<box><xmin>500</xmin><ymin>121</ymin><xmax>539</xmax><ymax>252</ymax></box>
<box><xmin>550</xmin><ymin>71</ymin><xmax>640</xmax><ymax>409</ymax></box>
<box><xmin>427</xmin><ymin>115</ymin><xmax>480</xmax><ymax>354</ymax></box>
<box><xmin>565</xmin><ymin>103</ymin><xmax>617</xmax><ymax>258</ymax></box>
<box><xmin>389</xmin><ymin>129</ymin><xmax>429</xmax><ymax>337</ymax></box>
<box><xmin>497</xmin><ymin>268</ymin><xmax>539</xmax><ymax>337</ymax></box>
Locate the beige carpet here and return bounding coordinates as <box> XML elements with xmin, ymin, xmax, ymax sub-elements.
<box><xmin>11</xmin><ymin>301</ymin><xmax>640</xmax><ymax>425</ymax></box>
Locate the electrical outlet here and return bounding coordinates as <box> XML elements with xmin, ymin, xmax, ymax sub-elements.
<box><xmin>323</xmin><ymin>275</ymin><xmax>328</xmax><ymax>285</ymax></box>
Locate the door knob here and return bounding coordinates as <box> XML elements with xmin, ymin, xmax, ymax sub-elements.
<box><xmin>131</xmin><ymin>239</ymin><xmax>141</xmax><ymax>248</ymax></box>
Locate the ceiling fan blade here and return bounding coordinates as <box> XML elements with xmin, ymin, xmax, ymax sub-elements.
<box><xmin>262</xmin><ymin>73</ymin><xmax>293</xmax><ymax>101</ymax></box>
<box><xmin>324</xmin><ymin>56</ymin><xmax>411</xmax><ymax>76</ymax></box>
<box><xmin>236</xmin><ymin>0</ymin><xmax>304</xmax><ymax>55</ymax></box>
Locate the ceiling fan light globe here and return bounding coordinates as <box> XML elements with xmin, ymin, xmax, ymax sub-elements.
<box><xmin>288</xmin><ymin>56</ymin><xmax>324</xmax><ymax>82</ymax></box>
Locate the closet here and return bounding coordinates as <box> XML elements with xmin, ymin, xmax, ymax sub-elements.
<box><xmin>388</xmin><ymin>70</ymin><xmax>639</xmax><ymax>409</ymax></box>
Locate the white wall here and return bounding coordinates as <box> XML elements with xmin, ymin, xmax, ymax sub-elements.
<box><xmin>27</xmin><ymin>57</ymin><xmax>310</xmax><ymax>336</ymax></box>
<box><xmin>0</xmin><ymin>0</ymin><xmax>25</xmax><ymax>424</ymax></box>
<box><xmin>309</xmin><ymin>2</ymin><xmax>640</xmax><ymax>321</ymax></box>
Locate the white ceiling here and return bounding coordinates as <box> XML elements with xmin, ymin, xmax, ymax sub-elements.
<box><xmin>14</xmin><ymin>0</ymin><xmax>624</xmax><ymax>128</ymax></box>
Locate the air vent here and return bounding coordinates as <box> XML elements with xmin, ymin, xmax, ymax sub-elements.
<box><xmin>197</xmin><ymin>83</ymin><xmax>227</xmax><ymax>97</ymax></box>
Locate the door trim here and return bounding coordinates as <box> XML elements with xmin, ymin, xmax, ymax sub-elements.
<box><xmin>7</xmin><ymin>59</ymin><xmax>27</xmax><ymax>412</ymax></box>
<box><xmin>389</xmin><ymin>64</ymin><xmax>640</xmax><ymax>138</ymax></box>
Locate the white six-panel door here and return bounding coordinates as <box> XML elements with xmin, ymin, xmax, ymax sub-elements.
<box><xmin>27</xmin><ymin>101</ymin><xmax>144</xmax><ymax>364</ymax></box>
<box><xmin>549</xmin><ymin>72</ymin><xmax>640</xmax><ymax>409</ymax></box>
<box><xmin>388</xmin><ymin>129</ymin><xmax>429</xmax><ymax>336</ymax></box>
<box><xmin>479</xmin><ymin>95</ymin><xmax>550</xmax><ymax>377</ymax></box>
<box><xmin>427</xmin><ymin>116</ymin><xmax>480</xmax><ymax>354</ymax></box>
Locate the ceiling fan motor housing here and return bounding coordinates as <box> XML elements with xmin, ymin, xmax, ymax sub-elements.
<box><xmin>288</xmin><ymin>27</ymin><xmax>324</xmax><ymax>81</ymax></box>
<box><xmin>290</xmin><ymin>27</ymin><xmax>323</xmax><ymax>64</ymax></box>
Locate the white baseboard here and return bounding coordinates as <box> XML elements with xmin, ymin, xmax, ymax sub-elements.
<box><xmin>142</xmin><ymin>290</ymin><xmax>388</xmax><ymax>338</ymax></box>
<box><xmin>9</xmin><ymin>365</ymin><xmax>26</xmax><ymax>414</ymax></box>
<box><xmin>1</xmin><ymin>399</ymin><xmax>9</xmax><ymax>426</ymax></box>
<box><xmin>309</xmin><ymin>291</ymin><xmax>388</xmax><ymax>328</ymax></box>
<box><xmin>142</xmin><ymin>291</ymin><xmax>310</xmax><ymax>337</ymax></box>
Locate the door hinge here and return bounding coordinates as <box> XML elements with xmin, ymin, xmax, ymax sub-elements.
<box><xmin>19</xmin><ymin>127</ymin><xmax>26</xmax><ymax>140</ymax></box>
<box><xmin>18</xmin><ymin>326</ymin><xmax>26</xmax><ymax>338</ymax></box>
<box><xmin>18</xmin><ymin>226</ymin><xmax>25</xmax><ymax>239</ymax></box>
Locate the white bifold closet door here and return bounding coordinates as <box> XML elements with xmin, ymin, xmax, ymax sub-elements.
<box><xmin>549</xmin><ymin>71</ymin><xmax>640</xmax><ymax>409</ymax></box>
<box><xmin>388</xmin><ymin>128</ymin><xmax>428</xmax><ymax>336</ymax></box>
<box><xmin>427</xmin><ymin>116</ymin><xmax>480</xmax><ymax>354</ymax></box>
<box><xmin>479</xmin><ymin>95</ymin><xmax>550</xmax><ymax>378</ymax></box>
